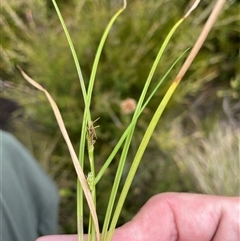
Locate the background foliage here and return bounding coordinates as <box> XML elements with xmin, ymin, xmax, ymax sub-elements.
<box><xmin>1</xmin><ymin>0</ymin><xmax>239</xmax><ymax>233</ymax></box>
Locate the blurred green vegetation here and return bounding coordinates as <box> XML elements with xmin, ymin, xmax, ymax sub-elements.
<box><xmin>1</xmin><ymin>0</ymin><xmax>239</xmax><ymax>233</ymax></box>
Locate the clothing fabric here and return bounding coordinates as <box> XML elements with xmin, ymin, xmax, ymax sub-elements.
<box><xmin>0</xmin><ymin>130</ymin><xmax>59</xmax><ymax>241</ymax></box>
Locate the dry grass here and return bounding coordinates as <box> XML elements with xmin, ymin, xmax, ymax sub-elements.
<box><xmin>173</xmin><ymin>123</ymin><xmax>239</xmax><ymax>196</ymax></box>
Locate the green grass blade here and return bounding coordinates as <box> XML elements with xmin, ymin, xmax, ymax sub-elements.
<box><xmin>77</xmin><ymin>181</ymin><xmax>84</xmax><ymax>241</ymax></box>
<box><xmin>50</xmin><ymin>1</ymin><xmax>93</xmax><ymax>240</ymax></box>
<box><xmin>99</xmin><ymin>48</ymin><xmax>188</xmax><ymax>240</ymax></box>
<box><xmin>87</xmin><ymin>4</ymin><xmax>127</xmax><ymax>106</ymax></box>
<box><xmin>105</xmin><ymin>0</ymin><xmax>225</xmax><ymax>237</ymax></box>
<box><xmin>77</xmin><ymin>112</ymin><xmax>88</xmax><ymax>241</ymax></box>
<box><xmin>51</xmin><ymin>0</ymin><xmax>87</xmax><ymax>105</ymax></box>
<box><xmin>106</xmin><ymin>71</ymin><xmax>180</xmax><ymax>241</ymax></box>
<box><xmin>102</xmin><ymin>18</ymin><xmax>185</xmax><ymax>239</ymax></box>
<box><xmin>77</xmin><ymin>2</ymin><xmax>127</xmax><ymax>240</ymax></box>
<box><xmin>95</xmin><ymin>48</ymin><xmax>188</xmax><ymax>185</ymax></box>
<box><xmin>81</xmin><ymin>0</ymin><xmax>127</xmax><ymax>201</ymax></box>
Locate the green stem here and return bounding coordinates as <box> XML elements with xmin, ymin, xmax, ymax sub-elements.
<box><xmin>106</xmin><ymin>81</ymin><xmax>179</xmax><ymax>241</ymax></box>
<box><xmin>87</xmin><ymin>6</ymin><xmax>126</xmax><ymax>108</ymax></box>
<box><xmin>50</xmin><ymin>2</ymin><xmax>89</xmax><ymax>240</ymax></box>
<box><xmin>84</xmin><ymin>3</ymin><xmax>127</xmax><ymax>239</ymax></box>
<box><xmin>77</xmin><ymin>180</ymin><xmax>84</xmax><ymax>241</ymax></box>
<box><xmin>105</xmin><ymin>0</ymin><xmax>226</xmax><ymax>237</ymax></box>
<box><xmin>95</xmin><ymin>48</ymin><xmax>188</xmax><ymax>185</ymax></box>
<box><xmin>77</xmin><ymin>110</ymin><xmax>89</xmax><ymax>241</ymax></box>
<box><xmin>51</xmin><ymin>0</ymin><xmax>87</xmax><ymax>105</ymax></box>
<box><xmin>102</xmin><ymin>18</ymin><xmax>184</xmax><ymax>240</ymax></box>
<box><xmin>87</xmin><ymin>139</ymin><xmax>96</xmax><ymax>241</ymax></box>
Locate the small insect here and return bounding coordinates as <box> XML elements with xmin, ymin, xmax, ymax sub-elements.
<box><xmin>88</xmin><ymin>117</ymin><xmax>100</xmax><ymax>146</ymax></box>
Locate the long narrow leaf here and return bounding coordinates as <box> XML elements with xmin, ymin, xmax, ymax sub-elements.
<box><xmin>106</xmin><ymin>1</ymin><xmax>226</xmax><ymax>240</ymax></box>
<box><xmin>51</xmin><ymin>0</ymin><xmax>87</xmax><ymax>105</ymax></box>
<box><xmin>18</xmin><ymin>67</ymin><xmax>101</xmax><ymax>241</ymax></box>
<box><xmin>78</xmin><ymin>2</ymin><xmax>127</xmax><ymax>239</ymax></box>
<box><xmin>95</xmin><ymin>48</ymin><xmax>189</xmax><ymax>184</ymax></box>
<box><xmin>102</xmin><ymin>11</ymin><xmax>188</xmax><ymax>238</ymax></box>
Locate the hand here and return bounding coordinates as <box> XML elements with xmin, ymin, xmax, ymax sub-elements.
<box><xmin>36</xmin><ymin>192</ymin><xmax>240</xmax><ymax>241</ymax></box>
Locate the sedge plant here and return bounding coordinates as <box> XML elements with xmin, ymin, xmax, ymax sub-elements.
<box><xmin>18</xmin><ymin>0</ymin><xmax>226</xmax><ymax>240</ymax></box>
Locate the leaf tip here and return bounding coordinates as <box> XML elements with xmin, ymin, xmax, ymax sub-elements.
<box><xmin>184</xmin><ymin>0</ymin><xmax>201</xmax><ymax>19</ymax></box>
<box><xmin>123</xmin><ymin>0</ymin><xmax>127</xmax><ymax>10</ymax></box>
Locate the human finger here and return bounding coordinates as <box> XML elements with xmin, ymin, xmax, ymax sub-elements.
<box><xmin>111</xmin><ymin>192</ymin><xmax>239</xmax><ymax>241</ymax></box>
